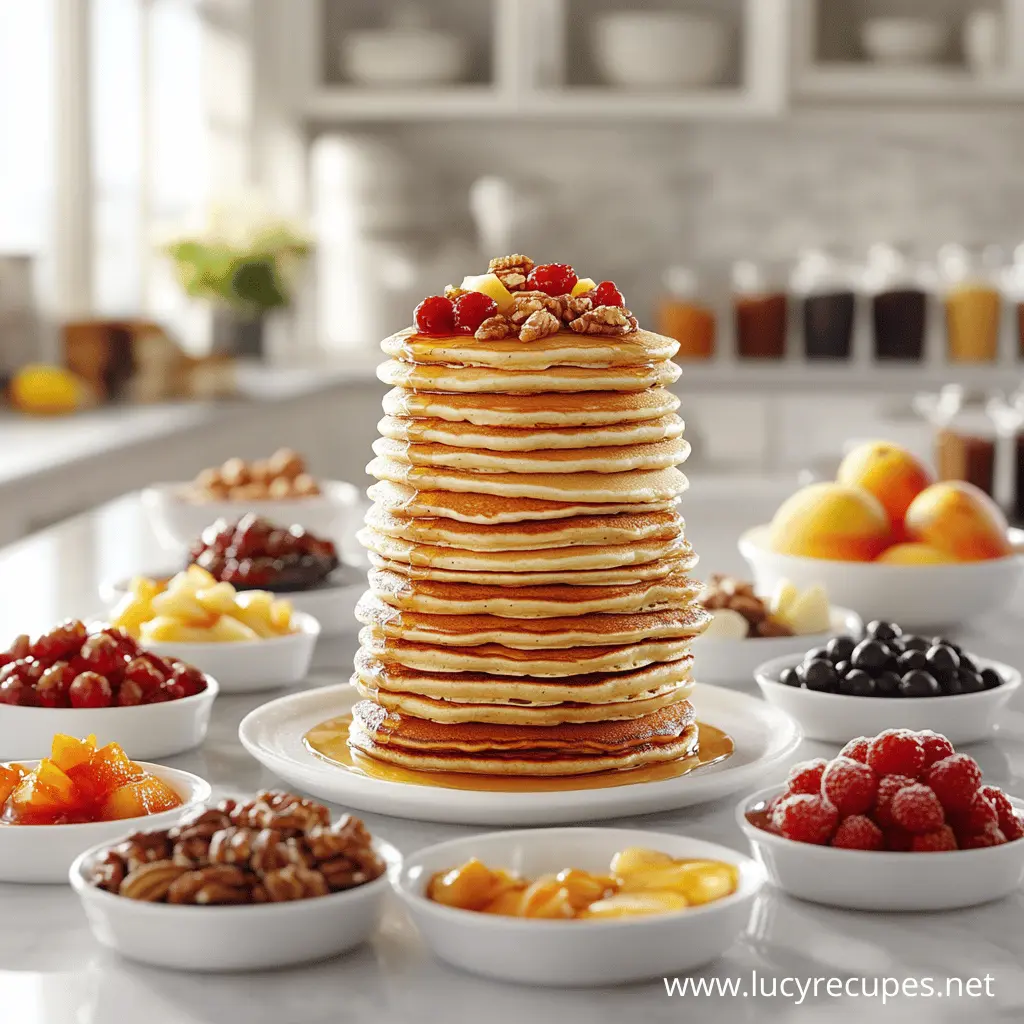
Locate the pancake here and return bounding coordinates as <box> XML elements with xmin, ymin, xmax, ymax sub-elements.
<box><xmin>377</xmin><ymin>358</ymin><xmax>682</xmax><ymax>394</ymax></box>
<box><xmin>349</xmin><ymin>698</ymin><xmax>699</xmax><ymax>775</ymax></box>
<box><xmin>358</xmin><ymin>526</ymin><xmax>687</xmax><ymax>572</ymax></box>
<box><xmin>354</xmin><ymin>648</ymin><xmax>694</xmax><ymax>704</ymax></box>
<box><xmin>382</xmin><ymin>386</ymin><xmax>681</xmax><ymax>428</ymax></box>
<box><xmin>360</xmin><ymin>627</ymin><xmax>693</xmax><ymax>676</ymax></box>
<box><xmin>367</xmin><ymin>481</ymin><xmax>679</xmax><ymax>524</ymax></box>
<box><xmin>367</xmin><ymin>456</ymin><xmax>690</xmax><ymax>503</ymax></box>
<box><xmin>371</xmin><ymin>436</ymin><xmax>690</xmax><ymax>475</ymax></box>
<box><xmin>381</xmin><ymin>327</ymin><xmax>679</xmax><ymax>370</ymax></box>
<box><xmin>356</xmin><ymin>592</ymin><xmax>711</xmax><ymax>649</ymax></box>
<box><xmin>377</xmin><ymin>414</ymin><xmax>685</xmax><ymax>451</ymax></box>
<box><xmin>364</xmin><ymin>506</ymin><xmax>684</xmax><ymax>551</ymax></box>
<box><xmin>367</xmin><ymin>568</ymin><xmax>702</xmax><ymax>617</ymax></box>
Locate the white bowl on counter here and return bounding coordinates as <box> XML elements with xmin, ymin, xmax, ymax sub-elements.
<box><xmin>70</xmin><ymin>834</ymin><xmax>401</xmax><ymax>970</ymax></box>
<box><xmin>141</xmin><ymin>480</ymin><xmax>360</xmax><ymax>551</ymax></box>
<box><xmin>754</xmin><ymin>652</ymin><xmax>1021</xmax><ymax>745</ymax></box>
<box><xmin>738</xmin><ymin>786</ymin><xmax>1024</xmax><ymax>911</ymax></box>
<box><xmin>861</xmin><ymin>16</ymin><xmax>949</xmax><ymax>65</ymax></box>
<box><xmin>739</xmin><ymin>525</ymin><xmax>1024</xmax><ymax>630</ymax></box>
<box><xmin>392</xmin><ymin>827</ymin><xmax>765</xmax><ymax>987</ymax></box>
<box><xmin>692</xmin><ymin>606</ymin><xmax>862</xmax><ymax>687</ymax></box>
<box><xmin>340</xmin><ymin>28</ymin><xmax>468</xmax><ymax>87</ymax></box>
<box><xmin>0</xmin><ymin>676</ymin><xmax>218</xmax><ymax>762</ymax></box>
<box><xmin>0</xmin><ymin>763</ymin><xmax>209</xmax><ymax>884</ymax></box>
<box><xmin>592</xmin><ymin>12</ymin><xmax>730</xmax><ymax>89</ymax></box>
<box><xmin>141</xmin><ymin>612</ymin><xmax>319</xmax><ymax>694</ymax></box>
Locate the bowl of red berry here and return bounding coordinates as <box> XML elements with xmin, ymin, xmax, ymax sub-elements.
<box><xmin>0</xmin><ymin>621</ymin><xmax>217</xmax><ymax>761</ymax></box>
<box><xmin>737</xmin><ymin>729</ymin><xmax>1024</xmax><ymax>911</ymax></box>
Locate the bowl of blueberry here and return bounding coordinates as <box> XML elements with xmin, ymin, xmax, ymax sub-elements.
<box><xmin>754</xmin><ymin>620</ymin><xmax>1020</xmax><ymax>745</ymax></box>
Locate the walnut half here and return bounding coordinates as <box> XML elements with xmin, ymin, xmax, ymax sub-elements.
<box><xmin>569</xmin><ymin>305</ymin><xmax>638</xmax><ymax>336</ymax></box>
<box><xmin>518</xmin><ymin>309</ymin><xmax>560</xmax><ymax>342</ymax></box>
<box><xmin>488</xmin><ymin>254</ymin><xmax>534</xmax><ymax>293</ymax></box>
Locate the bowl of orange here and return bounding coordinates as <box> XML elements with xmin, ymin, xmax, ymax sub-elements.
<box><xmin>740</xmin><ymin>442</ymin><xmax>1024</xmax><ymax>629</ymax></box>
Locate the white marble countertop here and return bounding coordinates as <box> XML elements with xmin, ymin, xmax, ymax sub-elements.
<box><xmin>2</xmin><ymin>480</ymin><xmax>1024</xmax><ymax>1024</ymax></box>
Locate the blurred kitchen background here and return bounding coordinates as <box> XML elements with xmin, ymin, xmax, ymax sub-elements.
<box><xmin>4</xmin><ymin>0</ymin><xmax>1024</xmax><ymax>543</ymax></box>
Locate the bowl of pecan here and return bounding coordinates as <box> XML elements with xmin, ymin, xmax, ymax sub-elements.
<box><xmin>141</xmin><ymin>449</ymin><xmax>360</xmax><ymax>551</ymax></box>
<box><xmin>69</xmin><ymin>791</ymin><xmax>400</xmax><ymax>971</ymax></box>
<box><xmin>691</xmin><ymin>575</ymin><xmax>860</xmax><ymax>688</ymax></box>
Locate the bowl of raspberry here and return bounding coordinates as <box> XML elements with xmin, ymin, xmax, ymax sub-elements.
<box><xmin>754</xmin><ymin>619</ymin><xmax>1020</xmax><ymax>744</ymax></box>
<box><xmin>0</xmin><ymin>621</ymin><xmax>217</xmax><ymax>761</ymax></box>
<box><xmin>737</xmin><ymin>730</ymin><xmax>1024</xmax><ymax>911</ymax></box>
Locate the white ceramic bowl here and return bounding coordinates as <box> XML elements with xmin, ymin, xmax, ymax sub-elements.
<box><xmin>861</xmin><ymin>16</ymin><xmax>949</xmax><ymax>65</ymax></box>
<box><xmin>754</xmin><ymin>652</ymin><xmax>1021</xmax><ymax>745</ymax></box>
<box><xmin>738</xmin><ymin>785</ymin><xmax>1024</xmax><ymax>911</ymax></box>
<box><xmin>0</xmin><ymin>676</ymin><xmax>218</xmax><ymax>762</ymax></box>
<box><xmin>340</xmin><ymin>29</ymin><xmax>467</xmax><ymax>87</ymax></box>
<box><xmin>140</xmin><ymin>480</ymin><xmax>360</xmax><ymax>551</ymax></box>
<box><xmin>692</xmin><ymin>606</ymin><xmax>862</xmax><ymax>687</ymax></box>
<box><xmin>71</xmin><ymin>834</ymin><xmax>400</xmax><ymax>970</ymax></box>
<box><xmin>141</xmin><ymin>612</ymin><xmax>319</xmax><ymax>694</ymax></box>
<box><xmin>739</xmin><ymin>525</ymin><xmax>1024</xmax><ymax>630</ymax></box>
<box><xmin>0</xmin><ymin>763</ymin><xmax>209</xmax><ymax>884</ymax></box>
<box><xmin>392</xmin><ymin>827</ymin><xmax>765</xmax><ymax>986</ymax></box>
<box><xmin>592</xmin><ymin>12</ymin><xmax>730</xmax><ymax>89</ymax></box>
<box><xmin>100</xmin><ymin>565</ymin><xmax>364</xmax><ymax>639</ymax></box>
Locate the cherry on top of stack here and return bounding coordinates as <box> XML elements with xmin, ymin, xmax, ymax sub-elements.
<box><xmin>352</xmin><ymin>255</ymin><xmax>710</xmax><ymax>777</ymax></box>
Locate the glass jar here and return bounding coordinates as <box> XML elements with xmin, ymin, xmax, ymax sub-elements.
<box><xmin>657</xmin><ymin>266</ymin><xmax>716</xmax><ymax>360</ymax></box>
<box><xmin>790</xmin><ymin>246</ymin><xmax>856</xmax><ymax>360</ymax></box>
<box><xmin>938</xmin><ymin>243</ymin><xmax>1002</xmax><ymax>364</ymax></box>
<box><xmin>863</xmin><ymin>243</ymin><xmax>930</xmax><ymax>362</ymax></box>
<box><xmin>731</xmin><ymin>260</ymin><xmax>787</xmax><ymax>360</ymax></box>
<box><xmin>935</xmin><ymin>405</ymin><xmax>998</xmax><ymax>498</ymax></box>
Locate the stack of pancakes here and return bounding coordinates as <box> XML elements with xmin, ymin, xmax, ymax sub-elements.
<box><xmin>349</xmin><ymin>321</ymin><xmax>709</xmax><ymax>776</ymax></box>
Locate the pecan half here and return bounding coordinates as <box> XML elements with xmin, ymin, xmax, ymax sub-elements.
<box><xmin>488</xmin><ymin>254</ymin><xmax>534</xmax><ymax>293</ymax></box>
<box><xmin>172</xmin><ymin>835</ymin><xmax>212</xmax><ymax>868</ymax></box>
<box><xmin>237</xmin><ymin>793</ymin><xmax>331</xmax><ymax>835</ymax></box>
<box><xmin>166</xmin><ymin>865</ymin><xmax>251</xmax><ymax>905</ymax></box>
<box><xmin>119</xmin><ymin>860</ymin><xmax>189</xmax><ymax>902</ymax></box>
<box><xmin>208</xmin><ymin>826</ymin><xmax>259</xmax><ymax>866</ymax></box>
<box><xmin>518</xmin><ymin>309</ymin><xmax>560</xmax><ymax>343</ymax></box>
<box><xmin>262</xmin><ymin>863</ymin><xmax>330</xmax><ymax>903</ymax></box>
<box><xmin>114</xmin><ymin>831</ymin><xmax>172</xmax><ymax>873</ymax></box>
<box><xmin>169</xmin><ymin>806</ymin><xmax>233</xmax><ymax>842</ymax></box>
<box><xmin>91</xmin><ymin>850</ymin><xmax>128</xmax><ymax>893</ymax></box>
<box><xmin>569</xmin><ymin>305</ymin><xmax>638</xmax><ymax>336</ymax></box>
<box><xmin>249</xmin><ymin>829</ymin><xmax>311</xmax><ymax>873</ymax></box>
<box><xmin>474</xmin><ymin>314</ymin><xmax>514</xmax><ymax>340</ymax></box>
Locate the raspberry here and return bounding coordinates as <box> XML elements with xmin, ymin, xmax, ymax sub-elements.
<box><xmin>917</xmin><ymin>731</ymin><xmax>955</xmax><ymax>768</ymax></box>
<box><xmin>927</xmin><ymin>753</ymin><xmax>982</xmax><ymax>813</ymax></box>
<box><xmin>867</xmin><ymin>730</ymin><xmax>925</xmax><ymax>778</ymax></box>
<box><xmin>831</xmin><ymin>814</ymin><xmax>883</xmax><ymax>851</ymax></box>
<box><xmin>839</xmin><ymin>736</ymin><xmax>871</xmax><ymax>763</ymax></box>
<box><xmin>592</xmin><ymin>280</ymin><xmax>625</xmax><ymax>307</ymax></box>
<box><xmin>771</xmin><ymin>793</ymin><xmax>838</xmax><ymax>845</ymax></box>
<box><xmin>873</xmin><ymin>773</ymin><xmax>916</xmax><ymax>827</ymax></box>
<box><xmin>68</xmin><ymin>671</ymin><xmax>113</xmax><ymax>709</ymax></box>
<box><xmin>413</xmin><ymin>295</ymin><xmax>455</xmax><ymax>335</ymax></box>
<box><xmin>961</xmin><ymin>825</ymin><xmax>1007</xmax><ymax>849</ymax></box>
<box><xmin>527</xmin><ymin>263</ymin><xmax>577</xmax><ymax>296</ymax></box>
<box><xmin>951</xmin><ymin>790</ymin><xmax>999</xmax><ymax>837</ymax></box>
<box><xmin>890</xmin><ymin>783</ymin><xmax>945</xmax><ymax>834</ymax></box>
<box><xmin>980</xmin><ymin>785</ymin><xmax>1024</xmax><ymax>841</ymax></box>
<box><xmin>884</xmin><ymin>827</ymin><xmax>914</xmax><ymax>852</ymax></box>
<box><xmin>821</xmin><ymin>757</ymin><xmax>878</xmax><ymax>817</ymax></box>
<box><xmin>453</xmin><ymin>291</ymin><xmax>497</xmax><ymax>332</ymax></box>
<box><xmin>784</xmin><ymin>758</ymin><xmax>827</xmax><ymax>795</ymax></box>
<box><xmin>911</xmin><ymin>826</ymin><xmax>958</xmax><ymax>852</ymax></box>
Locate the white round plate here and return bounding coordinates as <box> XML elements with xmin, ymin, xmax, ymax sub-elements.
<box><xmin>238</xmin><ymin>684</ymin><xmax>802</xmax><ymax>826</ymax></box>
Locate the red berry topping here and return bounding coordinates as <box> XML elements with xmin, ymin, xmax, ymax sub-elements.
<box><xmin>890</xmin><ymin>783</ymin><xmax>945</xmax><ymax>833</ymax></box>
<box><xmin>68</xmin><ymin>671</ymin><xmax>113</xmax><ymax>709</ymax></box>
<box><xmin>821</xmin><ymin>757</ymin><xmax>878</xmax><ymax>817</ymax></box>
<box><xmin>453</xmin><ymin>291</ymin><xmax>498</xmax><ymax>333</ymax></box>
<box><xmin>839</xmin><ymin>736</ymin><xmax>871</xmax><ymax>763</ymax></box>
<box><xmin>0</xmin><ymin>676</ymin><xmax>35</xmax><ymax>707</ymax></box>
<box><xmin>592</xmin><ymin>280</ymin><xmax>625</xmax><ymax>307</ymax></box>
<box><xmin>413</xmin><ymin>295</ymin><xmax>456</xmax><ymax>335</ymax></box>
<box><xmin>951</xmin><ymin>790</ymin><xmax>999</xmax><ymax>837</ymax></box>
<box><xmin>980</xmin><ymin>785</ymin><xmax>1024</xmax><ymax>841</ymax></box>
<box><xmin>30</xmin><ymin>619</ymin><xmax>87</xmax><ymax>664</ymax></box>
<box><xmin>927</xmin><ymin>753</ymin><xmax>982</xmax><ymax>813</ymax></box>
<box><xmin>911</xmin><ymin>826</ymin><xmax>958</xmax><ymax>852</ymax></box>
<box><xmin>917</xmin><ymin>731</ymin><xmax>955</xmax><ymax>769</ymax></box>
<box><xmin>170</xmin><ymin>662</ymin><xmax>207</xmax><ymax>697</ymax></box>
<box><xmin>35</xmin><ymin>662</ymin><xmax>75</xmax><ymax>709</ymax></box>
<box><xmin>117</xmin><ymin>679</ymin><xmax>145</xmax><ymax>707</ymax></box>
<box><xmin>784</xmin><ymin>758</ymin><xmax>827</xmax><ymax>796</ymax></box>
<box><xmin>961</xmin><ymin>825</ymin><xmax>1007</xmax><ymax>849</ymax></box>
<box><xmin>884</xmin><ymin>826</ymin><xmax>914</xmax><ymax>852</ymax></box>
<box><xmin>873</xmin><ymin>774</ymin><xmax>916</xmax><ymax>827</ymax></box>
<box><xmin>526</xmin><ymin>263</ymin><xmax>577</xmax><ymax>296</ymax></box>
<box><xmin>7</xmin><ymin>634</ymin><xmax>31</xmax><ymax>660</ymax></box>
<box><xmin>831</xmin><ymin>814</ymin><xmax>883</xmax><ymax>851</ymax></box>
<box><xmin>771</xmin><ymin>793</ymin><xmax>839</xmax><ymax>845</ymax></box>
<box><xmin>867</xmin><ymin>729</ymin><xmax>925</xmax><ymax>779</ymax></box>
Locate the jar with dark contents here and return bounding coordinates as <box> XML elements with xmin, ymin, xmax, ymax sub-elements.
<box><xmin>732</xmin><ymin>260</ymin><xmax>787</xmax><ymax>359</ymax></box>
<box><xmin>1003</xmin><ymin>244</ymin><xmax>1024</xmax><ymax>361</ymax></box>
<box><xmin>791</xmin><ymin>247</ymin><xmax>856</xmax><ymax>360</ymax></box>
<box><xmin>864</xmin><ymin>243</ymin><xmax>932</xmax><ymax>362</ymax></box>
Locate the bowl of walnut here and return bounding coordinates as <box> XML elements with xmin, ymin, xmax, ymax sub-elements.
<box><xmin>70</xmin><ymin>791</ymin><xmax>401</xmax><ymax>971</ymax></box>
<box><xmin>691</xmin><ymin>574</ymin><xmax>860</xmax><ymax>688</ymax></box>
<box><xmin>141</xmin><ymin>449</ymin><xmax>360</xmax><ymax>552</ymax></box>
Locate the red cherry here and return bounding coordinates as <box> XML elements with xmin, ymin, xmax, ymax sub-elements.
<box><xmin>0</xmin><ymin>676</ymin><xmax>35</xmax><ymax>706</ymax></box>
<box><xmin>413</xmin><ymin>295</ymin><xmax>456</xmax><ymax>335</ymax></box>
<box><xmin>35</xmin><ymin>662</ymin><xmax>75</xmax><ymax>708</ymax></box>
<box><xmin>592</xmin><ymin>280</ymin><xmax>625</xmax><ymax>307</ymax></box>
<box><xmin>453</xmin><ymin>291</ymin><xmax>498</xmax><ymax>332</ymax></box>
<box><xmin>117</xmin><ymin>679</ymin><xmax>145</xmax><ymax>707</ymax></box>
<box><xmin>30</xmin><ymin>620</ymin><xmax>87</xmax><ymax>664</ymax></box>
<box><xmin>526</xmin><ymin>263</ymin><xmax>577</xmax><ymax>296</ymax></box>
<box><xmin>99</xmin><ymin>626</ymin><xmax>140</xmax><ymax>659</ymax></box>
<box><xmin>124</xmin><ymin>657</ymin><xmax>166</xmax><ymax>696</ymax></box>
<box><xmin>68</xmin><ymin>671</ymin><xmax>113</xmax><ymax>709</ymax></box>
<box><xmin>170</xmin><ymin>662</ymin><xmax>207</xmax><ymax>697</ymax></box>
<box><xmin>7</xmin><ymin>634</ymin><xmax>31</xmax><ymax>659</ymax></box>
<box><xmin>78</xmin><ymin>633</ymin><xmax>124</xmax><ymax>678</ymax></box>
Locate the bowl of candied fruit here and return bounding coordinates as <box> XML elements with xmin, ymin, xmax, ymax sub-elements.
<box><xmin>0</xmin><ymin>732</ymin><xmax>209</xmax><ymax>883</ymax></box>
<box><xmin>0</xmin><ymin>621</ymin><xmax>217</xmax><ymax>761</ymax></box>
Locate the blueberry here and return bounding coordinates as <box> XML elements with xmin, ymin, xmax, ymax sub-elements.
<box><xmin>958</xmin><ymin>670</ymin><xmax>985</xmax><ymax>694</ymax></box>
<box><xmin>840</xmin><ymin>669</ymin><xmax>876</xmax><ymax>697</ymax></box>
<box><xmin>885</xmin><ymin>639</ymin><xmax>907</xmax><ymax>657</ymax></box>
<box><xmin>926</xmin><ymin>645</ymin><xmax>960</xmax><ymax>676</ymax></box>
<box><xmin>826</xmin><ymin>636</ymin><xmax>856</xmax><ymax>663</ymax></box>
<box><xmin>981</xmin><ymin>667</ymin><xmax>1004</xmax><ymax>690</ymax></box>
<box><xmin>931</xmin><ymin>636</ymin><xmax>962</xmax><ymax>655</ymax></box>
<box><xmin>851</xmin><ymin>639</ymin><xmax>890</xmax><ymax>673</ymax></box>
<box><xmin>867</xmin><ymin>620</ymin><xmax>902</xmax><ymax>643</ymax></box>
<box><xmin>779</xmin><ymin>667</ymin><xmax>801</xmax><ymax>688</ymax></box>
<box><xmin>803</xmin><ymin>646</ymin><xmax>831</xmax><ymax>665</ymax></box>
<box><xmin>942</xmin><ymin>674</ymin><xmax>964</xmax><ymax>696</ymax></box>
<box><xmin>874</xmin><ymin>670</ymin><xmax>903</xmax><ymax>697</ymax></box>
<box><xmin>833</xmin><ymin>660</ymin><xmax>852</xmax><ymax>678</ymax></box>
<box><xmin>899</xmin><ymin>670</ymin><xmax>942</xmax><ymax>698</ymax></box>
<box><xmin>902</xmin><ymin>634</ymin><xmax>931</xmax><ymax>652</ymax></box>
<box><xmin>897</xmin><ymin>649</ymin><xmax>928</xmax><ymax>672</ymax></box>
<box><xmin>802</xmin><ymin>658</ymin><xmax>838</xmax><ymax>692</ymax></box>
<box><xmin>958</xmin><ymin>653</ymin><xmax>978</xmax><ymax>674</ymax></box>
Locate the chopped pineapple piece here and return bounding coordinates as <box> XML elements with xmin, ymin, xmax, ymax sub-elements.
<box><xmin>571</xmin><ymin>277</ymin><xmax>597</xmax><ymax>296</ymax></box>
<box><xmin>610</xmin><ymin>846</ymin><xmax>674</xmax><ymax>877</ymax></box>
<box><xmin>769</xmin><ymin>579</ymin><xmax>799</xmax><ymax>619</ymax></box>
<box><xmin>459</xmin><ymin>273</ymin><xmax>514</xmax><ymax>314</ymax></box>
<box><xmin>582</xmin><ymin>891</ymin><xmax>689</xmax><ymax>919</ymax></box>
<box><xmin>195</xmin><ymin>582</ymin><xmax>239</xmax><ymax>616</ymax></box>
